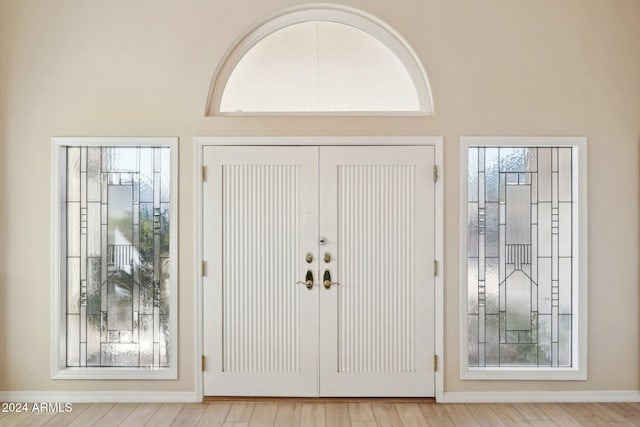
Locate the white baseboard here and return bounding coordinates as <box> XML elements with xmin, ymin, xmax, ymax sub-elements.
<box><xmin>3</xmin><ymin>390</ymin><xmax>638</xmax><ymax>403</ymax></box>
<box><xmin>441</xmin><ymin>390</ymin><xmax>640</xmax><ymax>403</ymax></box>
<box><xmin>0</xmin><ymin>391</ymin><xmax>198</xmax><ymax>403</ymax></box>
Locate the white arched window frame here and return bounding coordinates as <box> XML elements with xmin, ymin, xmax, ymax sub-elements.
<box><xmin>206</xmin><ymin>4</ymin><xmax>434</xmax><ymax>116</ymax></box>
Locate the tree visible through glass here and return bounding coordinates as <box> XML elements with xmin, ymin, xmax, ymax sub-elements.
<box><xmin>64</xmin><ymin>146</ymin><xmax>171</xmax><ymax>367</ymax></box>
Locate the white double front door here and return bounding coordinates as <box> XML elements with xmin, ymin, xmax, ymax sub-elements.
<box><xmin>202</xmin><ymin>146</ymin><xmax>435</xmax><ymax>396</ymax></box>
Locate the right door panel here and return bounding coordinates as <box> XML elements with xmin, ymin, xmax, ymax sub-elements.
<box><xmin>318</xmin><ymin>146</ymin><xmax>435</xmax><ymax>396</ymax></box>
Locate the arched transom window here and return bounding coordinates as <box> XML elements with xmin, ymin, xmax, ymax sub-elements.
<box><xmin>206</xmin><ymin>5</ymin><xmax>433</xmax><ymax>115</ymax></box>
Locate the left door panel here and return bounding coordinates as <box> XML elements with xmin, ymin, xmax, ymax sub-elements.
<box><xmin>203</xmin><ymin>146</ymin><xmax>319</xmax><ymax>396</ymax></box>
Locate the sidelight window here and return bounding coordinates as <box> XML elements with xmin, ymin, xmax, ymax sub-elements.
<box><xmin>460</xmin><ymin>137</ymin><xmax>587</xmax><ymax>380</ymax></box>
<box><xmin>51</xmin><ymin>137</ymin><xmax>178</xmax><ymax>379</ymax></box>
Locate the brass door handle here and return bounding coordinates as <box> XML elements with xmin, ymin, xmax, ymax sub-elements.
<box><xmin>323</xmin><ymin>269</ymin><xmax>340</xmax><ymax>289</ymax></box>
<box><xmin>296</xmin><ymin>270</ymin><xmax>314</xmax><ymax>290</ymax></box>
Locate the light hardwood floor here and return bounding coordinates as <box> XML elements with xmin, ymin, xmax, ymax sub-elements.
<box><xmin>1</xmin><ymin>400</ymin><xmax>640</xmax><ymax>426</ymax></box>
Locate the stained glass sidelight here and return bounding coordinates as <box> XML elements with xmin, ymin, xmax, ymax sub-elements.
<box><xmin>63</xmin><ymin>146</ymin><xmax>171</xmax><ymax>368</ymax></box>
<box><xmin>467</xmin><ymin>146</ymin><xmax>574</xmax><ymax>367</ymax></box>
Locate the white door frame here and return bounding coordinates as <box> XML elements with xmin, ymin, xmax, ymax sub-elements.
<box><xmin>194</xmin><ymin>136</ymin><xmax>444</xmax><ymax>401</ymax></box>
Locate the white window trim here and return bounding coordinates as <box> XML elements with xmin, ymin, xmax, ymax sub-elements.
<box><xmin>51</xmin><ymin>137</ymin><xmax>179</xmax><ymax>380</ymax></box>
<box><xmin>459</xmin><ymin>136</ymin><xmax>588</xmax><ymax>381</ymax></box>
<box><xmin>205</xmin><ymin>3</ymin><xmax>434</xmax><ymax>116</ymax></box>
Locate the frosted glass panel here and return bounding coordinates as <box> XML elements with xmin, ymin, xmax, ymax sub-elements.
<box><xmin>222</xmin><ymin>23</ymin><xmax>317</xmax><ymax>112</ymax></box>
<box><xmin>468</xmin><ymin>148</ymin><xmax>478</xmax><ymax>202</ymax></box>
<box><xmin>63</xmin><ymin>146</ymin><xmax>171</xmax><ymax>368</ymax></box>
<box><xmin>102</xmin><ymin>147</ymin><xmax>138</xmax><ymax>172</ymax></box>
<box><xmin>505</xmin><ymin>271</ymin><xmax>531</xmax><ymax>330</ymax></box>
<box><xmin>317</xmin><ymin>22</ymin><xmax>418</xmax><ymax>111</ymax></box>
<box><xmin>220</xmin><ymin>21</ymin><xmax>420</xmax><ymax>112</ymax></box>
<box><xmin>467</xmin><ymin>146</ymin><xmax>575</xmax><ymax>367</ymax></box>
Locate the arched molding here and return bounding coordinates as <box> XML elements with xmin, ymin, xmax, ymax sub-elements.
<box><xmin>205</xmin><ymin>3</ymin><xmax>434</xmax><ymax>116</ymax></box>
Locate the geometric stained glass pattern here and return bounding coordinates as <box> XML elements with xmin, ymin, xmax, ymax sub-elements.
<box><xmin>467</xmin><ymin>146</ymin><xmax>574</xmax><ymax>367</ymax></box>
<box><xmin>63</xmin><ymin>146</ymin><xmax>171</xmax><ymax>368</ymax></box>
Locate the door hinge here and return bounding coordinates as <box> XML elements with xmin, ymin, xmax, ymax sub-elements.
<box><xmin>433</xmin><ymin>165</ymin><xmax>439</xmax><ymax>182</ymax></box>
<box><xmin>201</xmin><ymin>165</ymin><xmax>207</xmax><ymax>182</ymax></box>
<box><xmin>434</xmin><ymin>355</ymin><xmax>438</xmax><ymax>371</ymax></box>
<box><xmin>201</xmin><ymin>260</ymin><xmax>207</xmax><ymax>277</ymax></box>
<box><xmin>201</xmin><ymin>355</ymin><xmax>206</xmax><ymax>372</ymax></box>
<box><xmin>434</xmin><ymin>260</ymin><xmax>438</xmax><ymax>277</ymax></box>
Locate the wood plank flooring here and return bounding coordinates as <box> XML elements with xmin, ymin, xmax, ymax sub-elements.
<box><xmin>1</xmin><ymin>401</ymin><xmax>640</xmax><ymax>426</ymax></box>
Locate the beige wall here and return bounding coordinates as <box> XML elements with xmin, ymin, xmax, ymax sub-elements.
<box><xmin>1</xmin><ymin>0</ymin><xmax>639</xmax><ymax>394</ymax></box>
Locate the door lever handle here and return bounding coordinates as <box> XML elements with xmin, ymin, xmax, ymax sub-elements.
<box><xmin>296</xmin><ymin>269</ymin><xmax>314</xmax><ymax>290</ymax></box>
<box><xmin>323</xmin><ymin>269</ymin><xmax>340</xmax><ymax>289</ymax></box>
